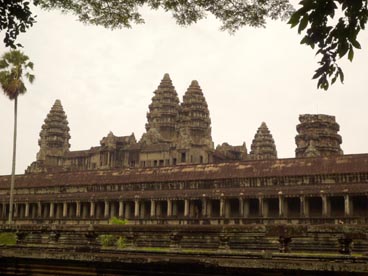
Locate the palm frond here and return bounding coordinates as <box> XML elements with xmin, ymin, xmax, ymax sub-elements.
<box><xmin>26</xmin><ymin>62</ymin><xmax>34</xmax><ymax>70</ymax></box>
<box><xmin>25</xmin><ymin>72</ymin><xmax>35</xmax><ymax>83</ymax></box>
<box><xmin>0</xmin><ymin>50</ymin><xmax>34</xmax><ymax>100</ymax></box>
<box><xmin>0</xmin><ymin>59</ymin><xmax>9</xmax><ymax>69</ymax></box>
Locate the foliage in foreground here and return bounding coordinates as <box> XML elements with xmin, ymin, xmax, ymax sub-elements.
<box><xmin>289</xmin><ymin>0</ymin><xmax>368</xmax><ymax>90</ymax></box>
<box><xmin>0</xmin><ymin>0</ymin><xmax>36</xmax><ymax>49</ymax></box>
<box><xmin>1</xmin><ymin>1</ymin><xmax>367</xmax><ymax>90</ymax></box>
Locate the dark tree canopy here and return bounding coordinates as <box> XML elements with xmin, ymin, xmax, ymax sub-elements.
<box><xmin>34</xmin><ymin>0</ymin><xmax>293</xmax><ymax>31</ymax></box>
<box><xmin>289</xmin><ymin>0</ymin><xmax>368</xmax><ymax>90</ymax></box>
<box><xmin>0</xmin><ymin>0</ymin><xmax>36</xmax><ymax>49</ymax></box>
<box><xmin>0</xmin><ymin>0</ymin><xmax>367</xmax><ymax>90</ymax></box>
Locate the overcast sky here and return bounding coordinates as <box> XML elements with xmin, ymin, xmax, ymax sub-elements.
<box><xmin>0</xmin><ymin>4</ymin><xmax>368</xmax><ymax>175</ymax></box>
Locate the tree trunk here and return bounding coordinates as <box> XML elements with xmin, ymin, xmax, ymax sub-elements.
<box><xmin>8</xmin><ymin>95</ymin><xmax>17</xmax><ymax>224</ymax></box>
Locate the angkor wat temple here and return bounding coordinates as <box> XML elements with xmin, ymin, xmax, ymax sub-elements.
<box><xmin>0</xmin><ymin>74</ymin><xmax>367</xmax><ymax>225</ymax></box>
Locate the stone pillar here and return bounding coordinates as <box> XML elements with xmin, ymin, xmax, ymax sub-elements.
<box><xmin>13</xmin><ymin>203</ymin><xmax>18</xmax><ymax>218</ymax></box>
<box><xmin>224</xmin><ymin>200</ymin><xmax>230</xmax><ymax>218</ymax></box>
<box><xmin>100</xmin><ymin>200</ymin><xmax>110</xmax><ymax>218</ymax></box>
<box><xmin>300</xmin><ymin>196</ymin><xmax>309</xmax><ymax>217</ymax></box>
<box><xmin>134</xmin><ymin>199</ymin><xmax>140</xmax><ymax>218</ymax></box>
<box><xmin>156</xmin><ymin>201</ymin><xmax>162</xmax><ymax>217</ymax></box>
<box><xmin>167</xmin><ymin>199</ymin><xmax>172</xmax><ymax>217</ymax></box>
<box><xmin>119</xmin><ymin>201</ymin><xmax>124</xmax><ymax>218</ymax></box>
<box><xmin>344</xmin><ymin>195</ymin><xmax>351</xmax><ymax>216</ymax></box>
<box><xmin>50</xmin><ymin>202</ymin><xmax>54</xmax><ymax>218</ymax></box>
<box><xmin>206</xmin><ymin>200</ymin><xmax>212</xmax><ymax>217</ymax></box>
<box><xmin>63</xmin><ymin>202</ymin><xmax>68</xmax><ymax>218</ymax></box>
<box><xmin>322</xmin><ymin>195</ymin><xmax>329</xmax><ymax>217</ymax></box>
<box><xmin>202</xmin><ymin>198</ymin><xmax>207</xmax><ymax>217</ymax></box>
<box><xmin>172</xmin><ymin>201</ymin><xmax>178</xmax><ymax>216</ymax></box>
<box><xmin>104</xmin><ymin>200</ymin><xmax>109</xmax><ymax>218</ymax></box>
<box><xmin>150</xmin><ymin>200</ymin><xmax>156</xmax><ymax>217</ymax></box>
<box><xmin>258</xmin><ymin>197</ymin><xmax>264</xmax><ymax>217</ymax></box>
<box><xmin>263</xmin><ymin>199</ymin><xmax>269</xmax><ymax>218</ymax></box>
<box><xmin>279</xmin><ymin>196</ymin><xmax>284</xmax><ymax>217</ymax></box>
<box><xmin>239</xmin><ymin>198</ymin><xmax>244</xmax><ymax>217</ymax></box>
<box><xmin>220</xmin><ymin>198</ymin><xmax>225</xmax><ymax>217</ymax></box>
<box><xmin>184</xmin><ymin>199</ymin><xmax>189</xmax><ymax>217</ymax></box>
<box><xmin>140</xmin><ymin>202</ymin><xmax>146</xmax><ymax>218</ymax></box>
<box><xmin>125</xmin><ymin>202</ymin><xmax>131</xmax><ymax>218</ymax></box>
<box><xmin>1</xmin><ymin>203</ymin><xmax>6</xmax><ymax>218</ymax></box>
<box><xmin>37</xmin><ymin>202</ymin><xmax>42</xmax><ymax>217</ymax></box>
<box><xmin>76</xmin><ymin>201</ymin><xmax>81</xmax><ymax>217</ymax></box>
<box><xmin>243</xmin><ymin>199</ymin><xmax>249</xmax><ymax>218</ymax></box>
<box><xmin>90</xmin><ymin>201</ymin><xmax>95</xmax><ymax>218</ymax></box>
<box><xmin>189</xmin><ymin>201</ymin><xmax>195</xmax><ymax>217</ymax></box>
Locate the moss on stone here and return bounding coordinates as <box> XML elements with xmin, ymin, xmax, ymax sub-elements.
<box><xmin>0</xmin><ymin>233</ymin><xmax>16</xmax><ymax>245</ymax></box>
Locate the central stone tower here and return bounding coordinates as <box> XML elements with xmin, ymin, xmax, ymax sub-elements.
<box><xmin>144</xmin><ymin>73</ymin><xmax>180</xmax><ymax>143</ymax></box>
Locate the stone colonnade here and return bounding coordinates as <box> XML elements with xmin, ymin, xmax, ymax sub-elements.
<box><xmin>1</xmin><ymin>194</ymin><xmax>367</xmax><ymax>221</ymax></box>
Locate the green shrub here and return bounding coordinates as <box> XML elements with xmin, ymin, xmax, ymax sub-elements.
<box><xmin>117</xmin><ymin>236</ymin><xmax>126</xmax><ymax>248</ymax></box>
<box><xmin>99</xmin><ymin>234</ymin><xmax>116</xmax><ymax>247</ymax></box>
<box><xmin>0</xmin><ymin>233</ymin><xmax>16</xmax><ymax>245</ymax></box>
<box><xmin>109</xmin><ymin>217</ymin><xmax>128</xmax><ymax>225</ymax></box>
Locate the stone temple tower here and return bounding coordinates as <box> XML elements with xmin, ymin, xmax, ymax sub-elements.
<box><xmin>37</xmin><ymin>99</ymin><xmax>70</xmax><ymax>166</ymax></box>
<box><xmin>144</xmin><ymin>73</ymin><xmax>180</xmax><ymax>143</ymax></box>
<box><xmin>249</xmin><ymin>122</ymin><xmax>277</xmax><ymax>160</ymax></box>
<box><xmin>179</xmin><ymin>80</ymin><xmax>213</xmax><ymax>147</ymax></box>
<box><xmin>295</xmin><ymin>114</ymin><xmax>343</xmax><ymax>158</ymax></box>
<box><xmin>177</xmin><ymin>80</ymin><xmax>214</xmax><ymax>163</ymax></box>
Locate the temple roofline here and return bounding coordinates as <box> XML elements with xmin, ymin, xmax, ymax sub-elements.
<box><xmin>3</xmin><ymin>153</ymin><xmax>368</xmax><ymax>188</ymax></box>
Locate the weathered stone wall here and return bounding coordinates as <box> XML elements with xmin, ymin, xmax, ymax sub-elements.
<box><xmin>0</xmin><ymin>224</ymin><xmax>367</xmax><ymax>274</ymax></box>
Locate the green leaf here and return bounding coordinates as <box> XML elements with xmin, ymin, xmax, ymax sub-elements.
<box><xmin>338</xmin><ymin>41</ymin><xmax>349</xmax><ymax>58</ymax></box>
<box><xmin>288</xmin><ymin>12</ymin><xmax>301</xmax><ymax>28</ymax></box>
<box><xmin>298</xmin><ymin>15</ymin><xmax>309</xmax><ymax>33</ymax></box>
<box><xmin>348</xmin><ymin>47</ymin><xmax>354</xmax><ymax>61</ymax></box>
<box><xmin>312</xmin><ymin>67</ymin><xmax>324</xmax><ymax>79</ymax></box>
<box><xmin>331</xmin><ymin>74</ymin><xmax>338</xmax><ymax>85</ymax></box>
<box><xmin>338</xmin><ymin>67</ymin><xmax>344</xmax><ymax>83</ymax></box>
<box><xmin>300</xmin><ymin>36</ymin><xmax>312</xmax><ymax>46</ymax></box>
<box><xmin>351</xmin><ymin>40</ymin><xmax>361</xmax><ymax>49</ymax></box>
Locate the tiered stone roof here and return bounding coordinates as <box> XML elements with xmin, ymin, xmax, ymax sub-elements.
<box><xmin>295</xmin><ymin>114</ymin><xmax>343</xmax><ymax>158</ymax></box>
<box><xmin>249</xmin><ymin>122</ymin><xmax>277</xmax><ymax>160</ymax></box>
<box><xmin>145</xmin><ymin>74</ymin><xmax>180</xmax><ymax>142</ymax></box>
<box><xmin>179</xmin><ymin>80</ymin><xmax>212</xmax><ymax>146</ymax></box>
<box><xmin>37</xmin><ymin>99</ymin><xmax>70</xmax><ymax>161</ymax></box>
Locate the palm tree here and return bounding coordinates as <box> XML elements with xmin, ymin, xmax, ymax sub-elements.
<box><xmin>0</xmin><ymin>50</ymin><xmax>35</xmax><ymax>224</ymax></box>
